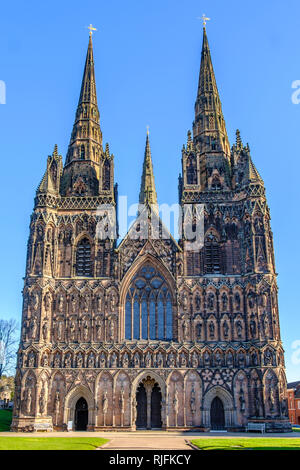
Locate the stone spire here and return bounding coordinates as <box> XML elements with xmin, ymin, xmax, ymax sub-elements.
<box><xmin>193</xmin><ymin>26</ymin><xmax>231</xmax><ymax>159</ymax></box>
<box><xmin>60</xmin><ymin>34</ymin><xmax>109</xmax><ymax>197</ymax></box>
<box><xmin>139</xmin><ymin>131</ymin><xmax>158</xmax><ymax>210</ymax></box>
<box><xmin>65</xmin><ymin>34</ymin><xmax>103</xmax><ymax>167</ymax></box>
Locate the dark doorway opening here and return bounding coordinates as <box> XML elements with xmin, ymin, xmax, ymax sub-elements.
<box><xmin>151</xmin><ymin>383</ymin><xmax>162</xmax><ymax>429</ymax></box>
<box><xmin>75</xmin><ymin>397</ymin><xmax>88</xmax><ymax>431</ymax></box>
<box><xmin>136</xmin><ymin>383</ymin><xmax>147</xmax><ymax>428</ymax></box>
<box><xmin>210</xmin><ymin>396</ymin><xmax>225</xmax><ymax>430</ymax></box>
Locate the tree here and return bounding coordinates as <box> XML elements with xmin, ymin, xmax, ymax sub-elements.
<box><xmin>0</xmin><ymin>319</ymin><xmax>19</xmax><ymax>379</ymax></box>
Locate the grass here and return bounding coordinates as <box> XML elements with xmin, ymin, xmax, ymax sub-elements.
<box><xmin>292</xmin><ymin>428</ymin><xmax>300</xmax><ymax>432</ymax></box>
<box><xmin>0</xmin><ymin>437</ymin><xmax>109</xmax><ymax>450</ymax></box>
<box><xmin>0</xmin><ymin>410</ymin><xmax>12</xmax><ymax>432</ymax></box>
<box><xmin>191</xmin><ymin>438</ymin><xmax>300</xmax><ymax>451</ymax></box>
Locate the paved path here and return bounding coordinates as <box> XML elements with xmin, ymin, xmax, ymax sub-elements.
<box><xmin>101</xmin><ymin>436</ymin><xmax>192</xmax><ymax>450</ymax></box>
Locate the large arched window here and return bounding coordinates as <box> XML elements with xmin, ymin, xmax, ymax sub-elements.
<box><xmin>125</xmin><ymin>265</ymin><xmax>173</xmax><ymax>341</ymax></box>
<box><xmin>76</xmin><ymin>238</ymin><xmax>92</xmax><ymax>277</ymax></box>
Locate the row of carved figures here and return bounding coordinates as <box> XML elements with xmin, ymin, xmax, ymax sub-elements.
<box><xmin>21</xmin><ymin>346</ymin><xmax>280</xmax><ymax>370</ymax></box>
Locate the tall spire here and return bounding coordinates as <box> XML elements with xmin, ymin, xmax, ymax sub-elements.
<box><xmin>193</xmin><ymin>25</ymin><xmax>230</xmax><ymax>159</ymax></box>
<box><xmin>139</xmin><ymin>131</ymin><xmax>158</xmax><ymax>210</ymax></box>
<box><xmin>65</xmin><ymin>34</ymin><xmax>103</xmax><ymax>167</ymax></box>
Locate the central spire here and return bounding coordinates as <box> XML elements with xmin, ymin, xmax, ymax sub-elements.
<box><xmin>193</xmin><ymin>26</ymin><xmax>230</xmax><ymax>159</ymax></box>
<box><xmin>139</xmin><ymin>131</ymin><xmax>158</xmax><ymax>210</ymax></box>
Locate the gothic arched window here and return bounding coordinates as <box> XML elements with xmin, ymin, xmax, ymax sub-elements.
<box><xmin>205</xmin><ymin>234</ymin><xmax>221</xmax><ymax>274</ymax></box>
<box><xmin>80</xmin><ymin>145</ymin><xmax>85</xmax><ymax>160</ymax></box>
<box><xmin>125</xmin><ymin>265</ymin><xmax>173</xmax><ymax>341</ymax></box>
<box><xmin>186</xmin><ymin>157</ymin><xmax>197</xmax><ymax>185</ymax></box>
<box><xmin>102</xmin><ymin>160</ymin><xmax>111</xmax><ymax>190</ymax></box>
<box><xmin>76</xmin><ymin>238</ymin><xmax>92</xmax><ymax>277</ymax></box>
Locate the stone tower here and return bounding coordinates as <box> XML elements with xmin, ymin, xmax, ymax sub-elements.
<box><xmin>11</xmin><ymin>27</ymin><xmax>291</xmax><ymax>432</ymax></box>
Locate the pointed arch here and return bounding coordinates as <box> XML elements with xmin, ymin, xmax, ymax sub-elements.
<box><xmin>120</xmin><ymin>254</ymin><xmax>175</xmax><ymax>341</ymax></box>
<box><xmin>64</xmin><ymin>384</ymin><xmax>95</xmax><ymax>429</ymax></box>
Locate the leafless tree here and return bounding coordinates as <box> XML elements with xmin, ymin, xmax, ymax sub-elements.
<box><xmin>0</xmin><ymin>319</ymin><xmax>19</xmax><ymax>379</ymax></box>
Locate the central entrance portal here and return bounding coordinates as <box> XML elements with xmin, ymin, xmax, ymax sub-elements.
<box><xmin>136</xmin><ymin>377</ymin><xmax>162</xmax><ymax>429</ymax></box>
<box><xmin>75</xmin><ymin>397</ymin><xmax>88</xmax><ymax>431</ymax></box>
<box><xmin>210</xmin><ymin>396</ymin><xmax>225</xmax><ymax>430</ymax></box>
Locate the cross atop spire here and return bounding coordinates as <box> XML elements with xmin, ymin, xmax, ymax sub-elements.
<box><xmin>201</xmin><ymin>14</ymin><xmax>210</xmax><ymax>28</ymax></box>
<box><xmin>87</xmin><ymin>24</ymin><xmax>97</xmax><ymax>36</ymax></box>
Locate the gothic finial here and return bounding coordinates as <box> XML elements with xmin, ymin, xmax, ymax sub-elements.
<box><xmin>236</xmin><ymin>129</ymin><xmax>242</xmax><ymax>149</ymax></box>
<box><xmin>53</xmin><ymin>144</ymin><xmax>58</xmax><ymax>156</ymax></box>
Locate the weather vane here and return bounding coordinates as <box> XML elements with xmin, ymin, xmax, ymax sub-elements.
<box><xmin>197</xmin><ymin>14</ymin><xmax>210</xmax><ymax>28</ymax></box>
<box><xmin>87</xmin><ymin>24</ymin><xmax>97</xmax><ymax>36</ymax></box>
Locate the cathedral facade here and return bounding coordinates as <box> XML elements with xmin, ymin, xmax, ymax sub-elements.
<box><xmin>11</xmin><ymin>27</ymin><xmax>291</xmax><ymax>432</ymax></box>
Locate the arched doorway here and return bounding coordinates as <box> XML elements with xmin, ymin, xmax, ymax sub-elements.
<box><xmin>136</xmin><ymin>383</ymin><xmax>147</xmax><ymax>429</ymax></box>
<box><xmin>75</xmin><ymin>397</ymin><xmax>88</xmax><ymax>431</ymax></box>
<box><xmin>135</xmin><ymin>378</ymin><xmax>162</xmax><ymax>429</ymax></box>
<box><xmin>151</xmin><ymin>384</ymin><xmax>162</xmax><ymax>428</ymax></box>
<box><xmin>210</xmin><ymin>397</ymin><xmax>225</xmax><ymax>430</ymax></box>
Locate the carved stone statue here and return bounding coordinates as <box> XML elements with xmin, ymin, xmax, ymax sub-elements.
<box><xmin>236</xmin><ymin>320</ymin><xmax>243</xmax><ymax>338</ymax></box>
<box><xmin>44</xmin><ymin>292</ymin><xmax>51</xmax><ymax>312</ymax></box>
<box><xmin>70</xmin><ymin>295</ymin><xmax>77</xmax><ymax>314</ymax></box>
<box><xmin>122</xmin><ymin>352</ymin><xmax>129</xmax><ymax>368</ymax></box>
<box><xmin>157</xmin><ymin>352</ymin><xmax>164</xmax><ymax>368</ymax></box>
<box><xmin>42</xmin><ymin>321</ymin><xmax>48</xmax><ymax>341</ymax></box>
<box><xmin>191</xmin><ymin>352</ymin><xmax>198</xmax><ymax>368</ymax></box>
<box><xmin>42</xmin><ymin>354</ymin><xmax>48</xmax><ymax>367</ymax></box>
<box><xmin>58</xmin><ymin>294</ymin><xmax>64</xmax><ymax>313</ymax></box>
<box><xmin>196</xmin><ymin>322</ymin><xmax>202</xmax><ymax>339</ymax></box>
<box><xmin>88</xmin><ymin>354</ymin><xmax>95</xmax><ymax>368</ymax></box>
<box><xmin>96</xmin><ymin>318</ymin><xmax>102</xmax><ymax>341</ymax></box>
<box><xmin>54</xmin><ymin>354</ymin><xmax>61</xmax><ymax>368</ymax></box>
<box><xmin>222</xmin><ymin>293</ymin><xmax>228</xmax><ymax>311</ymax></box>
<box><xmin>39</xmin><ymin>386</ymin><xmax>46</xmax><ymax>415</ymax></box>
<box><xmin>239</xmin><ymin>388</ymin><xmax>245</xmax><ymax>413</ymax></box>
<box><xmin>100</xmin><ymin>353</ymin><xmax>106</xmax><ymax>368</ymax></box>
<box><xmin>195</xmin><ymin>294</ymin><xmax>201</xmax><ymax>310</ymax></box>
<box><xmin>190</xmin><ymin>383</ymin><xmax>196</xmax><ymax>415</ymax></box>
<box><xmin>209</xmin><ymin>321</ymin><xmax>215</xmax><ymax>339</ymax></box>
<box><xmin>83</xmin><ymin>320</ymin><xmax>89</xmax><ymax>341</ymax></box>
<box><xmin>180</xmin><ymin>352</ymin><xmax>187</xmax><ymax>367</ymax></box>
<box><xmin>182</xmin><ymin>321</ymin><xmax>188</xmax><ymax>341</ymax></box>
<box><xmin>168</xmin><ymin>352</ymin><xmax>176</xmax><ymax>368</ymax></box>
<box><xmin>54</xmin><ymin>391</ymin><xmax>60</xmax><ymax>418</ymax></box>
<box><xmin>250</xmin><ymin>318</ymin><xmax>256</xmax><ymax>337</ymax></box>
<box><xmin>207</xmin><ymin>294</ymin><xmax>214</xmax><ymax>310</ymax></box>
<box><xmin>108</xmin><ymin>319</ymin><xmax>115</xmax><ymax>342</ymax></box>
<box><xmin>77</xmin><ymin>353</ymin><xmax>83</xmax><ymax>368</ymax></box>
<box><xmin>26</xmin><ymin>388</ymin><xmax>32</xmax><ymax>415</ymax></box>
<box><xmin>30</xmin><ymin>316</ymin><xmax>38</xmax><ymax>340</ymax></box>
<box><xmin>64</xmin><ymin>353</ymin><xmax>71</xmax><ymax>368</ymax></box>
<box><xmin>223</xmin><ymin>321</ymin><xmax>229</xmax><ymax>338</ymax></box>
<box><xmin>145</xmin><ymin>352</ymin><xmax>152</xmax><ymax>368</ymax></box>
<box><xmin>134</xmin><ymin>353</ymin><xmax>140</xmax><ymax>367</ymax></box>
<box><xmin>227</xmin><ymin>351</ymin><xmax>233</xmax><ymax>367</ymax></box>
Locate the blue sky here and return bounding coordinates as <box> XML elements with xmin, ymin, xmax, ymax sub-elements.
<box><xmin>0</xmin><ymin>0</ymin><xmax>299</xmax><ymax>381</ymax></box>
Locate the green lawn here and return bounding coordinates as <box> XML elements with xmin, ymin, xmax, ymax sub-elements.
<box><xmin>0</xmin><ymin>410</ymin><xmax>12</xmax><ymax>432</ymax></box>
<box><xmin>0</xmin><ymin>437</ymin><xmax>108</xmax><ymax>450</ymax></box>
<box><xmin>191</xmin><ymin>438</ymin><xmax>300</xmax><ymax>451</ymax></box>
